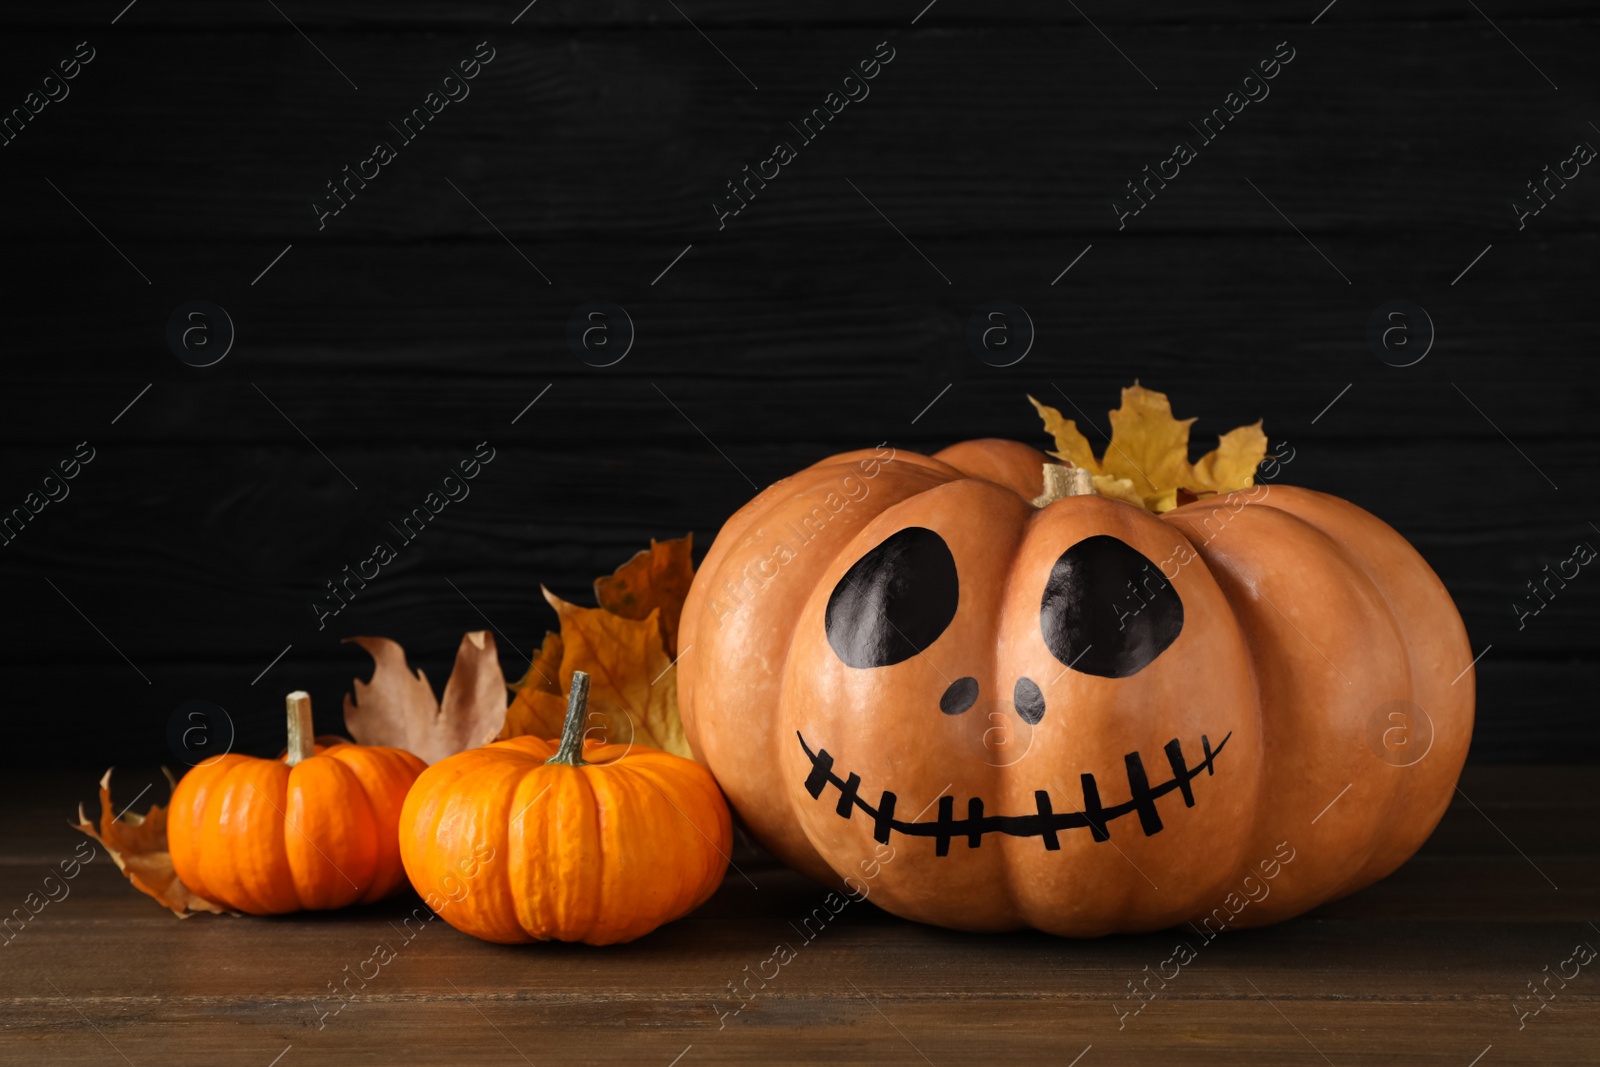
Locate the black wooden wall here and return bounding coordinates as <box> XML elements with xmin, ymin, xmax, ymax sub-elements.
<box><xmin>1</xmin><ymin>1</ymin><xmax>1595</xmax><ymax>766</ymax></box>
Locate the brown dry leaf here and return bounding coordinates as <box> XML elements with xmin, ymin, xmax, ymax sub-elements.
<box><xmin>343</xmin><ymin>630</ymin><xmax>508</xmax><ymax>763</ymax></box>
<box><xmin>534</xmin><ymin>587</ymin><xmax>690</xmax><ymax>757</ymax></box>
<box><xmin>1030</xmin><ymin>384</ymin><xmax>1267</xmax><ymax>512</ymax></box>
<box><xmin>502</xmin><ymin>688</ymin><xmax>571</xmax><ymax>745</ymax></box>
<box><xmin>72</xmin><ymin>768</ymin><xmax>232</xmax><ymax>918</ymax></box>
<box><xmin>516</xmin><ymin>630</ymin><xmax>564</xmax><ymax>695</ymax></box>
<box><xmin>592</xmin><ymin>534</ymin><xmax>694</xmax><ymax>657</ymax></box>
<box><xmin>500</xmin><ymin>630</ymin><xmax>566</xmax><ymax>741</ymax></box>
<box><xmin>502</xmin><ymin>538</ymin><xmax>698</xmax><ymax>754</ymax></box>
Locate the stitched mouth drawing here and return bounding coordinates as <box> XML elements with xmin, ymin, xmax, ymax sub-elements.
<box><xmin>797</xmin><ymin>730</ymin><xmax>1231</xmax><ymax>855</ymax></box>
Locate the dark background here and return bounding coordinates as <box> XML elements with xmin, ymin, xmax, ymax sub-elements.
<box><xmin>1</xmin><ymin>1</ymin><xmax>1594</xmax><ymax>767</ymax></box>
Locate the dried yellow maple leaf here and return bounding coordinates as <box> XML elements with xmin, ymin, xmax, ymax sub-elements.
<box><xmin>1029</xmin><ymin>384</ymin><xmax>1267</xmax><ymax>512</ymax></box>
<box><xmin>1190</xmin><ymin>422</ymin><xmax>1273</xmax><ymax>494</ymax></box>
<box><xmin>73</xmin><ymin>769</ymin><xmax>232</xmax><ymax>918</ymax></box>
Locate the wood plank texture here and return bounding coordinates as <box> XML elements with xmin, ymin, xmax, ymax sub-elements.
<box><xmin>0</xmin><ymin>27</ymin><xmax>1595</xmax><ymax>243</ymax></box>
<box><xmin>1</xmin><ymin>767</ymin><xmax>1595</xmax><ymax>1065</ymax></box>
<box><xmin>7</xmin><ymin>2</ymin><xmax>1598</xmax><ymax>27</ymax></box>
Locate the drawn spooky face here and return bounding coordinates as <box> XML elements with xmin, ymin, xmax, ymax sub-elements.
<box><xmin>681</xmin><ymin>443</ymin><xmax>1465</xmax><ymax>936</ymax></box>
<box><xmin>790</xmin><ymin>499</ymin><xmax>1244</xmax><ymax>860</ymax></box>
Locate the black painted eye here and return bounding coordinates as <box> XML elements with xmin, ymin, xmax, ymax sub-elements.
<box><xmin>940</xmin><ymin>677</ymin><xmax>979</xmax><ymax>714</ymax></box>
<box><xmin>1040</xmin><ymin>535</ymin><xmax>1183</xmax><ymax>678</ymax></box>
<box><xmin>826</xmin><ymin>527</ymin><xmax>959</xmax><ymax>669</ymax></box>
<box><xmin>1013</xmin><ymin>677</ymin><xmax>1046</xmax><ymax>724</ymax></box>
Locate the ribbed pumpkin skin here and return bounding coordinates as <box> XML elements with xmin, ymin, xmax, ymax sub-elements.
<box><xmin>678</xmin><ymin>439</ymin><xmax>1474</xmax><ymax>935</ymax></box>
<box><xmin>168</xmin><ymin>743</ymin><xmax>425</xmax><ymax>914</ymax></box>
<box><xmin>398</xmin><ymin>736</ymin><xmax>732</xmax><ymax>945</ymax></box>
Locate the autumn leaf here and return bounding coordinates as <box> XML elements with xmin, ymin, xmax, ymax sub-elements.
<box><xmin>1029</xmin><ymin>385</ymin><xmax>1266</xmax><ymax>512</ymax></box>
<box><xmin>342</xmin><ymin>630</ymin><xmax>508</xmax><ymax>763</ymax></box>
<box><xmin>529</xmin><ymin>587</ymin><xmax>689</xmax><ymax>757</ymax></box>
<box><xmin>73</xmin><ymin>769</ymin><xmax>232</xmax><ymax>918</ymax></box>
<box><xmin>1103</xmin><ymin>385</ymin><xmax>1201</xmax><ymax>505</ymax></box>
<box><xmin>1029</xmin><ymin>395</ymin><xmax>1099</xmax><ymax>473</ymax></box>
<box><xmin>502</xmin><ymin>536</ymin><xmax>696</xmax><ymax>756</ymax></box>
<box><xmin>592</xmin><ymin>535</ymin><xmax>694</xmax><ymax>657</ymax></box>
<box><xmin>500</xmin><ymin>630</ymin><xmax>566</xmax><ymax>741</ymax></box>
<box><xmin>501</xmin><ymin>688</ymin><xmax>570</xmax><ymax>745</ymax></box>
<box><xmin>1089</xmin><ymin>475</ymin><xmax>1148</xmax><ymax>510</ymax></box>
<box><xmin>1190</xmin><ymin>423</ymin><xmax>1270</xmax><ymax>494</ymax></box>
<box><xmin>515</xmin><ymin>629</ymin><xmax>564</xmax><ymax>695</ymax></box>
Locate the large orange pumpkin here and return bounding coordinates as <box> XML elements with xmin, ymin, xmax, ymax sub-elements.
<box><xmin>399</xmin><ymin>671</ymin><xmax>732</xmax><ymax>945</ymax></box>
<box><xmin>168</xmin><ymin>692</ymin><xmax>425</xmax><ymax>914</ymax></box>
<box><xmin>678</xmin><ymin>438</ymin><xmax>1474</xmax><ymax>934</ymax></box>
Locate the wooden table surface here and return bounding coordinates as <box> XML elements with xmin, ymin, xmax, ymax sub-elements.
<box><xmin>1</xmin><ymin>765</ymin><xmax>1595</xmax><ymax>1066</ymax></box>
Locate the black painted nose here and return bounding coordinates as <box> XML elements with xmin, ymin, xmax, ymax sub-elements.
<box><xmin>1014</xmin><ymin>677</ymin><xmax>1045</xmax><ymax>724</ymax></box>
<box><xmin>940</xmin><ymin>676</ymin><xmax>979</xmax><ymax>715</ymax></box>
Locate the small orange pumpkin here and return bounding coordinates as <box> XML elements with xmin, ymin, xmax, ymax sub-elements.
<box><xmin>399</xmin><ymin>671</ymin><xmax>732</xmax><ymax>945</ymax></box>
<box><xmin>168</xmin><ymin>692</ymin><xmax>425</xmax><ymax>914</ymax></box>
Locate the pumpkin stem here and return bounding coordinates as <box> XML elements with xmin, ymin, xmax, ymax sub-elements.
<box><xmin>546</xmin><ymin>671</ymin><xmax>592</xmax><ymax>767</ymax></box>
<box><xmin>285</xmin><ymin>691</ymin><xmax>315</xmax><ymax>766</ymax></box>
<box><xmin>1031</xmin><ymin>463</ymin><xmax>1096</xmax><ymax>507</ymax></box>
